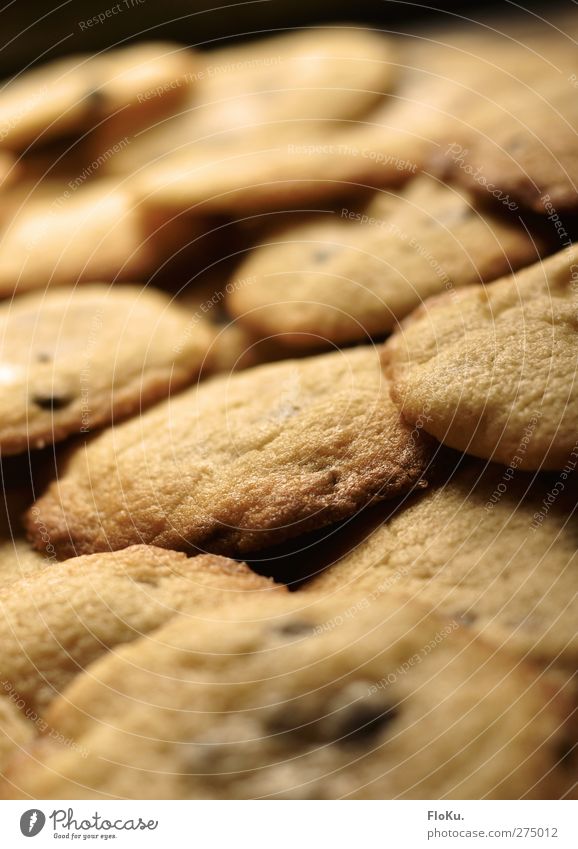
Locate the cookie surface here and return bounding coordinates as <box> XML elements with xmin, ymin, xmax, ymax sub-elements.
<box><xmin>104</xmin><ymin>28</ymin><xmax>397</xmax><ymax>178</ymax></box>
<box><xmin>446</xmin><ymin>81</ymin><xmax>578</xmax><ymax>213</ymax></box>
<box><xmin>0</xmin><ymin>545</ymin><xmax>282</xmax><ymax>714</ymax></box>
<box><xmin>385</xmin><ymin>247</ymin><xmax>578</xmax><ymax>470</ymax></box>
<box><xmin>0</xmin><ymin>43</ymin><xmax>196</xmax><ymax>151</ymax></box>
<box><xmin>228</xmin><ymin>175</ymin><xmax>550</xmax><ymax>347</ymax></box>
<box><xmin>3</xmin><ymin>594</ymin><xmax>576</xmax><ymax>799</ymax></box>
<box><xmin>26</xmin><ymin>347</ymin><xmax>433</xmax><ymax>559</ymax></box>
<box><xmin>305</xmin><ymin>456</ymin><xmax>578</xmax><ymax>666</ymax></box>
<box><xmin>0</xmin><ymin>284</ymin><xmax>212</xmax><ymax>454</ymax></box>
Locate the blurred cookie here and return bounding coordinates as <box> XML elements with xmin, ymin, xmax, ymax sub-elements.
<box><xmin>0</xmin><ymin>545</ymin><xmax>283</xmax><ymax>714</ymax></box>
<box><xmin>385</xmin><ymin>247</ymin><xmax>578</xmax><ymax>470</ymax></box>
<box><xmin>305</xmin><ymin>456</ymin><xmax>578</xmax><ymax>666</ymax></box>
<box><xmin>228</xmin><ymin>175</ymin><xmax>550</xmax><ymax>347</ymax></box>
<box><xmin>26</xmin><ymin>347</ymin><xmax>433</xmax><ymax>559</ymax></box>
<box><xmin>0</xmin><ymin>284</ymin><xmax>212</xmax><ymax>454</ymax></box>
<box><xmin>445</xmin><ymin>81</ymin><xmax>578</xmax><ymax>213</ymax></box>
<box><xmin>3</xmin><ymin>594</ymin><xmax>576</xmax><ymax>799</ymax></box>
<box><xmin>104</xmin><ymin>28</ymin><xmax>397</xmax><ymax>178</ymax></box>
<box><xmin>0</xmin><ymin>697</ymin><xmax>33</xmax><ymax>773</ymax></box>
<box><xmin>0</xmin><ymin>178</ymin><xmax>194</xmax><ymax>296</ymax></box>
<box><xmin>0</xmin><ymin>43</ymin><xmax>196</xmax><ymax>151</ymax></box>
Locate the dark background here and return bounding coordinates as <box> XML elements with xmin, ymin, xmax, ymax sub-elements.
<box><xmin>0</xmin><ymin>0</ymin><xmax>573</xmax><ymax>76</ymax></box>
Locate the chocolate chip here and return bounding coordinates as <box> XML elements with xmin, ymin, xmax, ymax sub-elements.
<box><xmin>336</xmin><ymin>704</ymin><xmax>398</xmax><ymax>746</ymax></box>
<box><xmin>32</xmin><ymin>393</ymin><xmax>73</xmax><ymax>411</ymax></box>
<box><xmin>274</xmin><ymin>619</ymin><xmax>315</xmax><ymax>637</ymax></box>
<box><xmin>312</xmin><ymin>248</ymin><xmax>333</xmax><ymax>263</ymax></box>
<box><xmin>86</xmin><ymin>88</ymin><xmax>107</xmax><ymax>111</ymax></box>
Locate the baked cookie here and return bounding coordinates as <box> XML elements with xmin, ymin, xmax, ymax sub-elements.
<box><xmin>0</xmin><ymin>697</ymin><xmax>33</xmax><ymax>773</ymax></box>
<box><xmin>227</xmin><ymin>175</ymin><xmax>550</xmax><ymax>347</ymax></box>
<box><xmin>0</xmin><ymin>284</ymin><xmax>213</xmax><ymax>454</ymax></box>
<box><xmin>103</xmin><ymin>28</ymin><xmax>397</xmax><ymax>178</ymax></box>
<box><xmin>26</xmin><ymin>347</ymin><xmax>433</xmax><ymax>559</ymax></box>
<box><xmin>445</xmin><ymin>80</ymin><xmax>578</xmax><ymax>213</ymax></box>
<box><xmin>0</xmin><ymin>544</ymin><xmax>283</xmax><ymax>714</ymax></box>
<box><xmin>0</xmin><ymin>43</ymin><xmax>196</xmax><ymax>151</ymax></box>
<box><xmin>305</xmin><ymin>456</ymin><xmax>578</xmax><ymax>666</ymax></box>
<box><xmin>385</xmin><ymin>246</ymin><xmax>578</xmax><ymax>470</ymax></box>
<box><xmin>3</xmin><ymin>594</ymin><xmax>576</xmax><ymax>799</ymax></box>
<box><xmin>0</xmin><ymin>178</ymin><xmax>194</xmax><ymax>296</ymax></box>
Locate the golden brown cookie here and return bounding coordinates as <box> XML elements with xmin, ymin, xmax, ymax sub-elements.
<box><xmin>103</xmin><ymin>28</ymin><xmax>397</xmax><ymax>178</ymax></box>
<box><xmin>0</xmin><ymin>284</ymin><xmax>213</xmax><ymax>454</ymax></box>
<box><xmin>445</xmin><ymin>80</ymin><xmax>578</xmax><ymax>213</ymax></box>
<box><xmin>3</xmin><ymin>594</ymin><xmax>576</xmax><ymax>799</ymax></box>
<box><xmin>0</xmin><ymin>43</ymin><xmax>196</xmax><ymax>151</ymax></box>
<box><xmin>305</xmin><ymin>456</ymin><xmax>578</xmax><ymax>666</ymax></box>
<box><xmin>26</xmin><ymin>347</ymin><xmax>433</xmax><ymax>559</ymax></box>
<box><xmin>385</xmin><ymin>247</ymin><xmax>578</xmax><ymax>471</ymax></box>
<box><xmin>0</xmin><ymin>177</ymin><xmax>194</xmax><ymax>296</ymax></box>
<box><xmin>227</xmin><ymin>175</ymin><xmax>550</xmax><ymax>348</ymax></box>
<box><xmin>0</xmin><ymin>545</ymin><xmax>283</xmax><ymax>714</ymax></box>
<box><xmin>0</xmin><ymin>697</ymin><xmax>34</xmax><ymax>774</ymax></box>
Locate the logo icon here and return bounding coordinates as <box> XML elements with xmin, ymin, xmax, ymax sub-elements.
<box><xmin>20</xmin><ymin>810</ymin><xmax>45</xmax><ymax>837</ymax></box>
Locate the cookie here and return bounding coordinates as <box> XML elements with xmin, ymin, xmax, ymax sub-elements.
<box><xmin>0</xmin><ymin>43</ymin><xmax>196</xmax><ymax>151</ymax></box>
<box><xmin>103</xmin><ymin>28</ymin><xmax>397</xmax><ymax>178</ymax></box>
<box><xmin>26</xmin><ymin>347</ymin><xmax>433</xmax><ymax>559</ymax></box>
<box><xmin>0</xmin><ymin>544</ymin><xmax>283</xmax><ymax>714</ymax></box>
<box><xmin>0</xmin><ymin>178</ymin><xmax>194</xmax><ymax>296</ymax></box>
<box><xmin>445</xmin><ymin>80</ymin><xmax>578</xmax><ymax>213</ymax></box>
<box><xmin>0</xmin><ymin>151</ymin><xmax>17</xmax><ymax>190</ymax></box>
<box><xmin>0</xmin><ymin>697</ymin><xmax>33</xmax><ymax>773</ymax></box>
<box><xmin>385</xmin><ymin>246</ymin><xmax>578</xmax><ymax>470</ymax></box>
<box><xmin>0</xmin><ymin>284</ymin><xmax>213</xmax><ymax>454</ymax></box>
<box><xmin>3</xmin><ymin>594</ymin><xmax>576</xmax><ymax>799</ymax></box>
<box><xmin>227</xmin><ymin>174</ymin><xmax>550</xmax><ymax>347</ymax></box>
<box><xmin>305</xmin><ymin>456</ymin><xmax>578</xmax><ymax>666</ymax></box>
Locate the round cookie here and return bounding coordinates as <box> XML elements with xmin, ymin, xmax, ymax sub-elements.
<box><xmin>228</xmin><ymin>175</ymin><xmax>550</xmax><ymax>348</ymax></box>
<box><xmin>26</xmin><ymin>347</ymin><xmax>434</xmax><ymax>559</ymax></box>
<box><xmin>304</xmin><ymin>456</ymin><xmax>578</xmax><ymax>667</ymax></box>
<box><xmin>0</xmin><ymin>43</ymin><xmax>196</xmax><ymax>151</ymax></box>
<box><xmin>446</xmin><ymin>80</ymin><xmax>578</xmax><ymax>214</ymax></box>
<box><xmin>2</xmin><ymin>594</ymin><xmax>576</xmax><ymax>799</ymax></box>
<box><xmin>0</xmin><ymin>177</ymin><xmax>195</xmax><ymax>296</ymax></box>
<box><xmin>385</xmin><ymin>246</ymin><xmax>578</xmax><ymax>471</ymax></box>
<box><xmin>0</xmin><ymin>545</ymin><xmax>283</xmax><ymax>714</ymax></box>
<box><xmin>0</xmin><ymin>284</ymin><xmax>213</xmax><ymax>454</ymax></box>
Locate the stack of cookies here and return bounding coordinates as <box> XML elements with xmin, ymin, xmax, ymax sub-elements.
<box><xmin>0</xmin><ymin>17</ymin><xmax>576</xmax><ymax>800</ymax></box>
